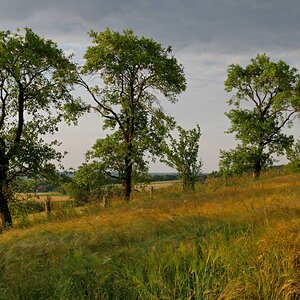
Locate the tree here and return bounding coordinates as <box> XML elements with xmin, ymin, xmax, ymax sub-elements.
<box><xmin>0</xmin><ymin>28</ymin><xmax>76</xmax><ymax>228</ymax></box>
<box><xmin>64</xmin><ymin>162</ymin><xmax>107</xmax><ymax>205</ymax></box>
<box><xmin>219</xmin><ymin>145</ymin><xmax>272</xmax><ymax>178</ymax></box>
<box><xmin>221</xmin><ymin>54</ymin><xmax>300</xmax><ymax>178</ymax></box>
<box><xmin>79</xmin><ymin>29</ymin><xmax>186</xmax><ymax>201</ymax></box>
<box><xmin>286</xmin><ymin>140</ymin><xmax>300</xmax><ymax>173</ymax></box>
<box><xmin>161</xmin><ymin>125</ymin><xmax>202</xmax><ymax>191</ymax></box>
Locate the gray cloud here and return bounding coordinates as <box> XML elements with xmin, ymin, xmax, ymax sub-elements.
<box><xmin>2</xmin><ymin>0</ymin><xmax>300</xmax><ymax>52</ymax></box>
<box><xmin>1</xmin><ymin>0</ymin><xmax>300</xmax><ymax>171</ymax></box>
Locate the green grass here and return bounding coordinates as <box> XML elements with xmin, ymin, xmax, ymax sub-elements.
<box><xmin>0</xmin><ymin>172</ymin><xmax>299</xmax><ymax>299</ymax></box>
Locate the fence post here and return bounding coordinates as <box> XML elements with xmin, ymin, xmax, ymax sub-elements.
<box><xmin>45</xmin><ymin>196</ymin><xmax>52</xmax><ymax>216</ymax></box>
<box><xmin>102</xmin><ymin>194</ymin><xmax>107</xmax><ymax>208</ymax></box>
<box><xmin>150</xmin><ymin>186</ymin><xmax>154</xmax><ymax>199</ymax></box>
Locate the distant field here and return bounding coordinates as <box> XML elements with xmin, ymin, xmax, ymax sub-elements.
<box><xmin>2</xmin><ymin>173</ymin><xmax>299</xmax><ymax>299</ymax></box>
<box><xmin>142</xmin><ymin>180</ymin><xmax>180</xmax><ymax>190</ymax></box>
<box><xmin>150</xmin><ymin>180</ymin><xmax>180</xmax><ymax>186</ymax></box>
<box><xmin>17</xmin><ymin>193</ymin><xmax>73</xmax><ymax>202</ymax></box>
<box><xmin>35</xmin><ymin>193</ymin><xmax>73</xmax><ymax>202</ymax></box>
<box><xmin>17</xmin><ymin>180</ymin><xmax>180</xmax><ymax>202</ymax></box>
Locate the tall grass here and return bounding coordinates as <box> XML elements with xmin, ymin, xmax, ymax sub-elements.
<box><xmin>0</xmin><ymin>172</ymin><xmax>299</xmax><ymax>299</ymax></box>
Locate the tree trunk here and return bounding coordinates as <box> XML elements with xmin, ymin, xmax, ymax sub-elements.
<box><xmin>0</xmin><ymin>183</ymin><xmax>12</xmax><ymax>229</ymax></box>
<box><xmin>253</xmin><ymin>158</ymin><xmax>262</xmax><ymax>179</ymax></box>
<box><xmin>252</xmin><ymin>169</ymin><xmax>260</xmax><ymax>179</ymax></box>
<box><xmin>0</xmin><ymin>142</ymin><xmax>12</xmax><ymax>229</ymax></box>
<box><xmin>124</xmin><ymin>163</ymin><xmax>132</xmax><ymax>202</ymax></box>
<box><xmin>124</xmin><ymin>137</ymin><xmax>133</xmax><ymax>202</ymax></box>
<box><xmin>182</xmin><ymin>174</ymin><xmax>195</xmax><ymax>192</ymax></box>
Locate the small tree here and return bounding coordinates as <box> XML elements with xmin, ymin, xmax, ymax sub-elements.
<box><xmin>0</xmin><ymin>28</ymin><xmax>76</xmax><ymax>228</ymax></box>
<box><xmin>286</xmin><ymin>140</ymin><xmax>300</xmax><ymax>173</ymax></box>
<box><xmin>65</xmin><ymin>162</ymin><xmax>107</xmax><ymax>205</ymax></box>
<box><xmin>222</xmin><ymin>54</ymin><xmax>300</xmax><ymax>178</ymax></box>
<box><xmin>79</xmin><ymin>29</ymin><xmax>186</xmax><ymax>201</ymax></box>
<box><xmin>162</xmin><ymin>125</ymin><xmax>202</xmax><ymax>191</ymax></box>
<box><xmin>86</xmin><ymin>131</ymin><xmax>151</xmax><ymax>190</ymax></box>
<box><xmin>219</xmin><ymin>145</ymin><xmax>272</xmax><ymax>178</ymax></box>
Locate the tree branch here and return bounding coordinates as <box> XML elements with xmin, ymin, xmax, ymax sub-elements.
<box><xmin>76</xmin><ymin>75</ymin><xmax>126</xmax><ymax>134</ymax></box>
<box><xmin>23</xmin><ymin>67</ymin><xmax>49</xmax><ymax>89</ymax></box>
<box><xmin>255</xmin><ymin>89</ymin><xmax>262</xmax><ymax>107</ymax></box>
<box><xmin>246</xmin><ymin>85</ymin><xmax>260</xmax><ymax>108</ymax></box>
<box><xmin>14</xmin><ymin>82</ymin><xmax>24</xmax><ymax>144</ymax></box>
<box><xmin>0</xmin><ymin>78</ymin><xmax>8</xmax><ymax>131</ymax></box>
<box><xmin>263</xmin><ymin>110</ymin><xmax>298</xmax><ymax>146</ymax></box>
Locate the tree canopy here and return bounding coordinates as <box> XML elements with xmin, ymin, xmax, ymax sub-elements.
<box><xmin>220</xmin><ymin>54</ymin><xmax>300</xmax><ymax>178</ymax></box>
<box><xmin>0</xmin><ymin>28</ymin><xmax>77</xmax><ymax>227</ymax></box>
<box><xmin>80</xmin><ymin>29</ymin><xmax>186</xmax><ymax>201</ymax></box>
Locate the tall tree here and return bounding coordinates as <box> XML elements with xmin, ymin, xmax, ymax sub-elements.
<box><xmin>80</xmin><ymin>29</ymin><xmax>186</xmax><ymax>201</ymax></box>
<box><xmin>161</xmin><ymin>125</ymin><xmax>202</xmax><ymax>191</ymax></box>
<box><xmin>221</xmin><ymin>54</ymin><xmax>300</xmax><ymax>178</ymax></box>
<box><xmin>0</xmin><ymin>28</ymin><xmax>76</xmax><ymax>228</ymax></box>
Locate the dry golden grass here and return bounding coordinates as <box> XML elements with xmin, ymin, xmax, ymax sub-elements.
<box><xmin>4</xmin><ymin>173</ymin><xmax>300</xmax><ymax>241</ymax></box>
<box><xmin>0</xmin><ymin>172</ymin><xmax>299</xmax><ymax>299</ymax></box>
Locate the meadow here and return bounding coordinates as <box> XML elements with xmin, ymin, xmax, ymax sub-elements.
<box><xmin>0</xmin><ymin>171</ymin><xmax>299</xmax><ymax>299</ymax></box>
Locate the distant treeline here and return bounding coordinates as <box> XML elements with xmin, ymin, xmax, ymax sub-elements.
<box><xmin>149</xmin><ymin>173</ymin><xmax>179</xmax><ymax>182</ymax></box>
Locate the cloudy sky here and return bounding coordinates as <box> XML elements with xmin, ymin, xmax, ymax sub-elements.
<box><xmin>1</xmin><ymin>0</ymin><xmax>300</xmax><ymax>172</ymax></box>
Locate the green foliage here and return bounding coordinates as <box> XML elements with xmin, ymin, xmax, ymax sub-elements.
<box><xmin>65</xmin><ymin>162</ymin><xmax>107</xmax><ymax>205</ymax></box>
<box><xmin>219</xmin><ymin>145</ymin><xmax>273</xmax><ymax>178</ymax></box>
<box><xmin>162</xmin><ymin>125</ymin><xmax>202</xmax><ymax>191</ymax></box>
<box><xmin>221</xmin><ymin>54</ymin><xmax>300</xmax><ymax>177</ymax></box>
<box><xmin>13</xmin><ymin>178</ymin><xmax>37</xmax><ymax>193</ymax></box>
<box><xmin>87</xmin><ymin>131</ymin><xmax>151</xmax><ymax>187</ymax></box>
<box><xmin>13</xmin><ymin>177</ymin><xmax>61</xmax><ymax>193</ymax></box>
<box><xmin>286</xmin><ymin>140</ymin><xmax>300</xmax><ymax>173</ymax></box>
<box><xmin>9</xmin><ymin>199</ymin><xmax>44</xmax><ymax>227</ymax></box>
<box><xmin>80</xmin><ymin>28</ymin><xmax>186</xmax><ymax>200</ymax></box>
<box><xmin>83</xmin><ymin>29</ymin><xmax>186</xmax><ymax>102</ymax></box>
<box><xmin>0</xmin><ymin>28</ymin><xmax>77</xmax><ymax>226</ymax></box>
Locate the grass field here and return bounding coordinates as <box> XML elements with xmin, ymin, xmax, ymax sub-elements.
<box><xmin>0</xmin><ymin>172</ymin><xmax>299</xmax><ymax>299</ymax></box>
<box><xmin>17</xmin><ymin>192</ymin><xmax>73</xmax><ymax>203</ymax></box>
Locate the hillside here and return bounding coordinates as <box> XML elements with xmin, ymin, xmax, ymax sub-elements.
<box><xmin>0</xmin><ymin>172</ymin><xmax>299</xmax><ymax>299</ymax></box>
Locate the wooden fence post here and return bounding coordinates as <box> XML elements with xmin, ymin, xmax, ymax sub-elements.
<box><xmin>102</xmin><ymin>194</ymin><xmax>107</xmax><ymax>208</ymax></box>
<box><xmin>150</xmin><ymin>186</ymin><xmax>154</xmax><ymax>199</ymax></box>
<box><xmin>45</xmin><ymin>196</ymin><xmax>52</xmax><ymax>216</ymax></box>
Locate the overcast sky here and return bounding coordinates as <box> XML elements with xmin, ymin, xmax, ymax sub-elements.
<box><xmin>1</xmin><ymin>0</ymin><xmax>300</xmax><ymax>172</ymax></box>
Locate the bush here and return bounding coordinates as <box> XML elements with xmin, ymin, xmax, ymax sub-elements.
<box><xmin>9</xmin><ymin>199</ymin><xmax>44</xmax><ymax>227</ymax></box>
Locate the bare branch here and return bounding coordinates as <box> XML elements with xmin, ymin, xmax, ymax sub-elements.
<box><xmin>76</xmin><ymin>75</ymin><xmax>125</xmax><ymax>134</ymax></box>
<box><xmin>0</xmin><ymin>78</ymin><xmax>8</xmax><ymax>131</ymax></box>
<box><xmin>263</xmin><ymin>110</ymin><xmax>298</xmax><ymax>146</ymax></box>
